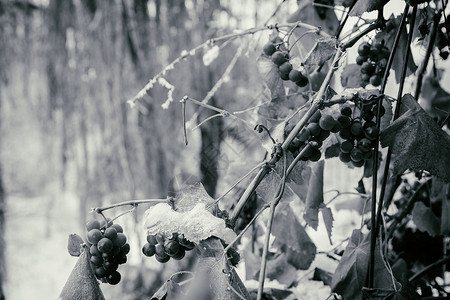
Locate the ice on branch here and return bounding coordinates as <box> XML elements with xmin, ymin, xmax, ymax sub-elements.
<box><xmin>158</xmin><ymin>77</ymin><xmax>175</xmax><ymax>109</ymax></box>
<box><xmin>144</xmin><ymin>203</ymin><xmax>236</xmax><ymax>244</ymax></box>
<box><xmin>203</xmin><ymin>45</ymin><xmax>220</xmax><ymax>66</ymax></box>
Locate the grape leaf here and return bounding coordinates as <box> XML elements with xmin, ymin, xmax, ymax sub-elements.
<box><xmin>59</xmin><ymin>246</ymin><xmax>105</xmax><ymax>300</ymax></box>
<box><xmin>151</xmin><ymin>273</ymin><xmax>192</xmax><ymax>300</ymax></box>
<box><xmin>249</xmin><ymin>288</ymin><xmax>295</xmax><ymax>300</ymax></box>
<box><xmin>143</xmin><ymin>203</ymin><xmax>236</xmax><ymax>244</ymax></box>
<box><xmin>380</xmin><ymin>94</ymin><xmax>450</xmax><ymax>182</ymax></box>
<box><xmin>173</xmin><ymin>182</ymin><xmax>215</xmax><ymax>212</ymax></box>
<box><xmin>276</xmin><ymin>151</ymin><xmax>310</xmax><ymax>185</ymax></box>
<box><xmin>412</xmin><ymin>201</ymin><xmax>440</xmax><ymax>237</ymax></box>
<box><xmin>256</xmin><ymin>170</ymin><xmax>303</xmax><ymax>203</ymax></box>
<box><xmin>191</xmin><ymin>238</ymin><xmax>251</xmax><ymax>300</ymax></box>
<box><xmin>272</xmin><ymin>202</ymin><xmax>316</xmax><ymax>270</ymax></box>
<box><xmin>67</xmin><ymin>234</ymin><xmax>84</xmax><ymax>257</ymax></box>
<box><xmin>303</xmin><ymin>37</ymin><xmax>337</xmax><ymax>68</ymax></box>
<box><xmin>341</xmin><ymin>64</ymin><xmax>363</xmax><ymax>88</ymax></box>
<box><xmin>331</xmin><ymin>230</ymin><xmax>397</xmax><ymax>300</ymax></box>
<box><xmin>256</xmin><ymin>55</ymin><xmax>285</xmax><ymax>100</ymax></box>
<box><xmin>304</xmin><ymin>160</ymin><xmax>325</xmax><ymax>230</ymax></box>
<box><xmin>321</xmin><ymin>206</ymin><xmax>334</xmax><ymax>244</ymax></box>
<box><xmin>375</xmin><ymin>15</ymin><xmax>417</xmax><ymax>83</ymax></box>
<box><xmin>266</xmin><ymin>252</ymin><xmax>299</xmax><ymax>286</ymax></box>
<box><xmin>349</xmin><ymin>0</ymin><xmax>389</xmax><ymax>16</ymax></box>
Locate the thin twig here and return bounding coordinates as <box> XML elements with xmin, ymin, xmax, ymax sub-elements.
<box><xmin>192</xmin><ymin>113</ymin><xmax>224</xmax><ymax>131</ymax></box>
<box><xmin>257</xmin><ymin>153</ymin><xmax>287</xmax><ymax>300</ymax></box>
<box><xmin>92</xmin><ymin>198</ymin><xmax>167</xmax><ymax>213</ymax></box>
<box><xmin>181</xmin><ymin>98</ymin><xmax>188</xmax><ymax>145</ymax></box>
<box><xmin>409</xmin><ymin>255</ymin><xmax>450</xmax><ymax>283</ymax></box>
<box><xmin>223</xmin><ymin>203</ymin><xmax>270</xmax><ymax>253</ymax></box>
<box><xmin>208</xmin><ymin>161</ymin><xmax>266</xmax><ymax>208</ymax></box>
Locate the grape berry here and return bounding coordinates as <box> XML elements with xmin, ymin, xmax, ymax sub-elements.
<box><xmin>356</xmin><ymin>41</ymin><xmax>390</xmax><ymax>87</ymax></box>
<box><xmin>85</xmin><ymin>219</ymin><xmax>129</xmax><ymax>285</ymax></box>
<box><xmin>142</xmin><ymin>232</ymin><xmax>195</xmax><ymax>263</ymax></box>
<box><xmin>263</xmin><ymin>34</ymin><xmax>309</xmax><ymax>87</ymax></box>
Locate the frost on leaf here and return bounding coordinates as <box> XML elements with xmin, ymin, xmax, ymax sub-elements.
<box><xmin>349</xmin><ymin>0</ymin><xmax>389</xmax><ymax>16</ymax></box>
<box><xmin>303</xmin><ymin>37</ymin><xmax>337</xmax><ymax>68</ymax></box>
<box><xmin>144</xmin><ymin>203</ymin><xmax>236</xmax><ymax>244</ymax></box>
<box><xmin>375</xmin><ymin>15</ymin><xmax>417</xmax><ymax>83</ymax></box>
<box><xmin>203</xmin><ymin>45</ymin><xmax>220</xmax><ymax>66</ymax></box>
<box><xmin>172</xmin><ymin>182</ymin><xmax>214</xmax><ymax>212</ymax></box>
<box><xmin>256</xmin><ymin>55</ymin><xmax>285</xmax><ymax>100</ymax></box>
<box><xmin>303</xmin><ymin>160</ymin><xmax>324</xmax><ymax>230</ymax></box>
<box><xmin>412</xmin><ymin>202</ymin><xmax>440</xmax><ymax>237</ymax></box>
<box><xmin>67</xmin><ymin>233</ymin><xmax>84</xmax><ymax>257</ymax></box>
<box><xmin>380</xmin><ymin>94</ymin><xmax>450</xmax><ymax>182</ymax></box>
<box><xmin>59</xmin><ymin>246</ymin><xmax>105</xmax><ymax>300</ymax></box>
<box><xmin>271</xmin><ymin>202</ymin><xmax>316</xmax><ymax>270</ymax></box>
<box><xmin>331</xmin><ymin>230</ymin><xmax>398</xmax><ymax>300</ymax></box>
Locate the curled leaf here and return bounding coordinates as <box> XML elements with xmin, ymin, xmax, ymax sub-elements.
<box><xmin>304</xmin><ymin>160</ymin><xmax>325</xmax><ymax>230</ymax></box>
<box><xmin>144</xmin><ymin>203</ymin><xmax>236</xmax><ymax>244</ymax></box>
<box><xmin>303</xmin><ymin>37</ymin><xmax>337</xmax><ymax>68</ymax></box>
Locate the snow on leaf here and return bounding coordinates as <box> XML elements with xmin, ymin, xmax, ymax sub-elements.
<box><xmin>67</xmin><ymin>234</ymin><xmax>84</xmax><ymax>257</ymax></box>
<box><xmin>256</xmin><ymin>55</ymin><xmax>285</xmax><ymax>100</ymax></box>
<box><xmin>321</xmin><ymin>206</ymin><xmax>334</xmax><ymax>244</ymax></box>
<box><xmin>303</xmin><ymin>37</ymin><xmax>337</xmax><ymax>68</ymax></box>
<box><xmin>272</xmin><ymin>202</ymin><xmax>316</xmax><ymax>270</ymax></box>
<box><xmin>203</xmin><ymin>45</ymin><xmax>220</xmax><ymax>66</ymax></box>
<box><xmin>144</xmin><ymin>203</ymin><xmax>236</xmax><ymax>244</ymax></box>
<box><xmin>173</xmin><ymin>182</ymin><xmax>214</xmax><ymax>212</ymax></box>
<box><xmin>59</xmin><ymin>246</ymin><xmax>105</xmax><ymax>300</ymax></box>
<box><xmin>341</xmin><ymin>64</ymin><xmax>363</xmax><ymax>88</ymax></box>
<box><xmin>349</xmin><ymin>0</ymin><xmax>389</xmax><ymax>16</ymax></box>
<box><xmin>412</xmin><ymin>201</ymin><xmax>440</xmax><ymax>237</ymax></box>
<box><xmin>303</xmin><ymin>160</ymin><xmax>325</xmax><ymax>230</ymax></box>
<box><xmin>331</xmin><ymin>230</ymin><xmax>397</xmax><ymax>300</ymax></box>
<box><xmin>380</xmin><ymin>94</ymin><xmax>450</xmax><ymax>182</ymax></box>
<box><xmin>375</xmin><ymin>15</ymin><xmax>417</xmax><ymax>83</ymax></box>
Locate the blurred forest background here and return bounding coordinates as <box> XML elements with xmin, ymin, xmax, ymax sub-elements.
<box><xmin>0</xmin><ymin>0</ymin><xmax>288</xmax><ymax>299</ymax></box>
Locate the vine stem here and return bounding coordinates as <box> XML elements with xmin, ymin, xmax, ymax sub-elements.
<box><xmin>414</xmin><ymin>10</ymin><xmax>442</xmax><ymax>100</ymax></box>
<box><xmin>409</xmin><ymin>255</ymin><xmax>450</xmax><ymax>283</ymax></box>
<box><xmin>92</xmin><ymin>198</ymin><xmax>168</xmax><ymax>213</ymax></box>
<box><xmin>369</xmin><ymin>4</ymin><xmax>417</xmax><ymax>289</ymax></box>
<box><xmin>127</xmin><ymin>22</ymin><xmax>330</xmax><ymax>105</ymax></box>
<box><xmin>257</xmin><ymin>151</ymin><xmax>287</xmax><ymax>300</ymax></box>
<box><xmin>229</xmin><ymin>48</ymin><xmax>343</xmax><ymax>225</ymax></box>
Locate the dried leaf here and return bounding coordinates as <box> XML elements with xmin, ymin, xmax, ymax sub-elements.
<box><xmin>144</xmin><ymin>203</ymin><xmax>236</xmax><ymax>244</ymax></box>
<box><xmin>375</xmin><ymin>15</ymin><xmax>417</xmax><ymax>83</ymax></box>
<box><xmin>256</xmin><ymin>55</ymin><xmax>285</xmax><ymax>100</ymax></box>
<box><xmin>173</xmin><ymin>182</ymin><xmax>214</xmax><ymax>212</ymax></box>
<box><xmin>303</xmin><ymin>37</ymin><xmax>337</xmax><ymax>67</ymax></box>
<box><xmin>331</xmin><ymin>230</ymin><xmax>397</xmax><ymax>300</ymax></box>
<box><xmin>304</xmin><ymin>160</ymin><xmax>325</xmax><ymax>230</ymax></box>
<box><xmin>59</xmin><ymin>246</ymin><xmax>105</xmax><ymax>300</ymax></box>
<box><xmin>341</xmin><ymin>64</ymin><xmax>363</xmax><ymax>88</ymax></box>
<box><xmin>380</xmin><ymin>94</ymin><xmax>450</xmax><ymax>182</ymax></box>
<box><xmin>272</xmin><ymin>202</ymin><xmax>316</xmax><ymax>270</ymax></box>
<box><xmin>349</xmin><ymin>0</ymin><xmax>389</xmax><ymax>16</ymax></box>
<box><xmin>412</xmin><ymin>201</ymin><xmax>440</xmax><ymax>237</ymax></box>
<box><xmin>67</xmin><ymin>234</ymin><xmax>84</xmax><ymax>257</ymax></box>
<box><xmin>321</xmin><ymin>206</ymin><xmax>334</xmax><ymax>244</ymax></box>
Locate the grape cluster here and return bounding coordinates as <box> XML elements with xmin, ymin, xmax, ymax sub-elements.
<box><xmin>142</xmin><ymin>233</ymin><xmax>195</xmax><ymax>263</ymax></box>
<box><xmin>356</xmin><ymin>41</ymin><xmax>390</xmax><ymax>87</ymax></box>
<box><xmin>288</xmin><ymin>110</ymin><xmax>340</xmax><ymax>162</ymax></box>
<box><xmin>86</xmin><ymin>219</ymin><xmax>129</xmax><ymax>285</ymax></box>
<box><xmin>263</xmin><ymin>35</ymin><xmax>309</xmax><ymax>87</ymax></box>
<box><xmin>336</xmin><ymin>100</ymin><xmax>383</xmax><ymax>167</ymax></box>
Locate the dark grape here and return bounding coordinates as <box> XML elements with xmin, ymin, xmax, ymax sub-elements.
<box><xmin>142</xmin><ymin>243</ymin><xmax>156</xmax><ymax>257</ymax></box>
<box><xmin>155</xmin><ymin>254</ymin><xmax>170</xmax><ymax>263</ymax></box>
<box><xmin>113</xmin><ymin>233</ymin><xmax>127</xmax><ymax>247</ymax></box>
<box><xmin>339</xmin><ymin>152</ymin><xmax>351</xmax><ymax>163</ymax></box>
<box><xmin>98</xmin><ymin>238</ymin><xmax>114</xmax><ymax>253</ymax></box>
<box><xmin>107</xmin><ymin>271</ymin><xmax>121</xmax><ymax>285</ymax></box>
<box><xmin>309</xmin><ymin>149</ymin><xmax>321</xmax><ymax>162</ymax></box>
<box><xmin>310</xmin><ymin>110</ymin><xmax>322</xmax><ymax>122</ymax></box>
<box><xmin>104</xmin><ymin>227</ymin><xmax>118</xmax><ymax>240</ymax></box>
<box><xmin>319</xmin><ymin>115</ymin><xmax>336</xmax><ymax>131</ymax></box>
<box><xmin>95</xmin><ymin>267</ymin><xmax>108</xmax><ymax>278</ymax></box>
<box><xmin>263</xmin><ymin>43</ymin><xmax>277</xmax><ymax>56</ymax></box>
<box><xmin>86</xmin><ymin>220</ymin><xmax>101</xmax><ymax>231</ymax></box>
<box><xmin>340</xmin><ymin>105</ymin><xmax>352</xmax><ymax>117</ymax></box>
<box><xmin>337</xmin><ymin>115</ymin><xmax>351</xmax><ymax>128</ymax></box>
<box><xmin>279</xmin><ymin>62</ymin><xmax>292</xmax><ymax>74</ymax></box>
<box><xmin>147</xmin><ymin>234</ymin><xmax>158</xmax><ymax>245</ymax></box>
<box><xmin>297</xmin><ymin>128</ymin><xmax>311</xmax><ymax>142</ymax></box>
<box><xmin>172</xmin><ymin>248</ymin><xmax>186</xmax><ymax>260</ymax></box>
<box><xmin>340</xmin><ymin>140</ymin><xmax>353</xmax><ymax>153</ymax></box>
<box><xmin>272</xmin><ymin>51</ymin><xmax>287</xmax><ymax>66</ymax></box>
<box><xmin>90</xmin><ymin>255</ymin><xmax>104</xmax><ymax>267</ymax></box>
<box><xmin>110</xmin><ymin>224</ymin><xmax>123</xmax><ymax>233</ymax></box>
<box><xmin>121</xmin><ymin>243</ymin><xmax>130</xmax><ymax>255</ymax></box>
<box><xmin>164</xmin><ymin>240</ymin><xmax>180</xmax><ymax>256</ymax></box>
<box><xmin>87</xmin><ymin>229</ymin><xmax>103</xmax><ymax>244</ymax></box>
<box><xmin>307</xmin><ymin>122</ymin><xmax>321</xmax><ymax>137</ymax></box>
